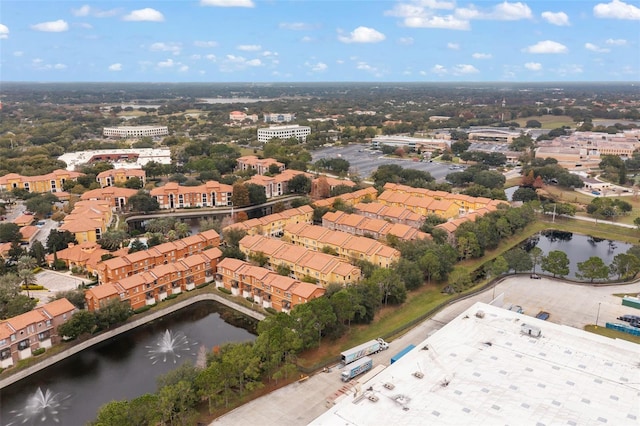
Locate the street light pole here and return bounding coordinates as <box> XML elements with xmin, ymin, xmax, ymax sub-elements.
<box><xmin>596</xmin><ymin>302</ymin><xmax>601</xmax><ymax>328</ymax></box>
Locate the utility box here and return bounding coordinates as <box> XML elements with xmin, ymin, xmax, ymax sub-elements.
<box><xmin>521</xmin><ymin>323</ymin><xmax>541</xmax><ymax>337</ymax></box>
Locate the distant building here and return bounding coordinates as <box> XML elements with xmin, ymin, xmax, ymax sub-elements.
<box><xmin>257</xmin><ymin>125</ymin><xmax>311</xmax><ymax>143</ymax></box>
<box><xmin>96</xmin><ymin>169</ymin><xmax>146</xmax><ymax>188</ymax></box>
<box><xmin>150</xmin><ymin>181</ymin><xmax>233</xmax><ymax>209</ymax></box>
<box><xmin>467</xmin><ymin>128</ymin><xmax>522</xmax><ymax>144</ymax></box>
<box><xmin>58</xmin><ymin>148</ymin><xmax>172</xmax><ymax>171</ymax></box>
<box><xmin>81</xmin><ymin>186</ymin><xmax>139</xmax><ymax>210</ymax></box>
<box><xmin>103</xmin><ymin>126</ymin><xmax>168</xmax><ymax>138</ymax></box>
<box><xmin>229</xmin><ymin>111</ymin><xmax>259</xmax><ymax>122</ymax></box>
<box><xmin>0</xmin><ymin>169</ymin><xmax>83</xmax><ymax>194</ymax></box>
<box><xmin>263</xmin><ymin>113</ymin><xmax>295</xmax><ymax>123</ymax></box>
<box><xmin>236</xmin><ymin>156</ymin><xmax>285</xmax><ymax>175</ymax></box>
<box><xmin>371</xmin><ymin>135</ymin><xmax>450</xmax><ymax>152</ymax></box>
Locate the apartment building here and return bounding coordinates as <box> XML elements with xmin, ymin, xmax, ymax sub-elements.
<box><xmin>96</xmin><ymin>229</ymin><xmax>220</xmax><ymax>283</ymax></box>
<box><xmin>229</xmin><ymin>111</ymin><xmax>258</xmax><ymax>122</ymax></box>
<box><xmin>312</xmin><ymin>187</ymin><xmax>378</xmax><ymax>208</ymax></box>
<box><xmin>215</xmin><ymin>258</ymin><xmax>325</xmax><ymax>313</ymax></box>
<box><xmin>150</xmin><ymin>181</ymin><xmax>233</xmax><ymax>209</ymax></box>
<box><xmin>96</xmin><ymin>169</ymin><xmax>146</xmax><ymax>188</ymax></box>
<box><xmin>239</xmin><ymin>234</ymin><xmax>361</xmax><ymax>287</ymax></box>
<box><xmin>81</xmin><ymin>187</ymin><xmax>139</xmax><ymax>210</ymax></box>
<box><xmin>353</xmin><ymin>202</ymin><xmax>424</xmax><ymax>228</ymax></box>
<box><xmin>236</xmin><ymin>155</ymin><xmax>285</xmax><ymax>175</ymax></box>
<box><xmin>223</xmin><ymin>205</ymin><xmax>313</xmax><ymax>237</ymax></box>
<box><xmin>58</xmin><ymin>148</ymin><xmax>172</xmax><ymax>171</ymax></box>
<box><xmin>0</xmin><ymin>169</ymin><xmax>83</xmax><ymax>194</ymax></box>
<box><xmin>257</xmin><ymin>125</ymin><xmax>311</xmax><ymax>143</ymax></box>
<box><xmin>86</xmin><ymin>247</ymin><xmax>222</xmax><ymax>311</ymax></box>
<box><xmin>46</xmin><ymin>242</ymin><xmax>128</xmax><ymax>274</ymax></box>
<box><xmin>283</xmin><ymin>223</ymin><xmax>400</xmax><ymax>268</ymax></box>
<box><xmin>59</xmin><ymin>200</ymin><xmax>113</xmax><ymax>243</ymax></box>
<box><xmin>102</xmin><ymin>126</ymin><xmax>168</xmax><ymax>138</ymax></box>
<box><xmin>247</xmin><ymin>169</ymin><xmax>310</xmax><ymax>199</ymax></box>
<box><xmin>263</xmin><ymin>113</ymin><xmax>295</xmax><ymax>123</ymax></box>
<box><xmin>322</xmin><ymin>211</ymin><xmax>429</xmax><ymax>242</ymax></box>
<box><xmin>0</xmin><ymin>298</ymin><xmax>75</xmax><ymax>368</ymax></box>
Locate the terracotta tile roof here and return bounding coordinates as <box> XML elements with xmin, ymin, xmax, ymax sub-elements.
<box><xmin>218</xmin><ymin>257</ymin><xmax>248</xmax><ymax>272</ymax></box>
<box><xmin>81</xmin><ymin>187</ymin><xmax>138</xmax><ymax>200</ymax></box>
<box><xmin>19</xmin><ymin>225</ymin><xmax>39</xmax><ymax>240</ymax></box>
<box><xmin>7</xmin><ymin>309</ymin><xmax>49</xmax><ymax>332</ymax></box>
<box><xmin>13</xmin><ymin>214</ymin><xmax>34</xmax><ymax>226</ymax></box>
<box><xmin>87</xmin><ymin>283</ymin><xmax>119</xmax><ymax>299</ymax></box>
<box><xmin>291</xmin><ymin>281</ymin><xmax>324</xmax><ymax>299</ymax></box>
<box><xmin>59</xmin><ymin>217</ymin><xmax>103</xmax><ymax>233</ymax></box>
<box><xmin>41</xmin><ymin>298</ymin><xmax>75</xmax><ymax>317</ymax></box>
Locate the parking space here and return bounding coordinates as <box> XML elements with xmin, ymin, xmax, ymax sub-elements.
<box><xmin>30</xmin><ymin>270</ymin><xmax>91</xmax><ymax>303</ymax></box>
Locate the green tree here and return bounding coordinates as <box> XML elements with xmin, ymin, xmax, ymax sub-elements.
<box><xmin>123</xmin><ymin>177</ymin><xmax>143</xmax><ymax>189</ymax></box>
<box><xmin>246</xmin><ymin>183</ymin><xmax>267</xmax><ymax>205</ymax></box>
<box><xmin>576</xmin><ymin>256</ymin><xmax>610</xmax><ymax>282</ymax></box>
<box><xmin>231</xmin><ymin>182</ymin><xmax>250</xmax><ymax>207</ymax></box>
<box><xmin>0</xmin><ymin>222</ymin><xmax>21</xmax><ymax>243</ymax></box>
<box><xmin>0</xmin><ymin>273</ymin><xmax>36</xmax><ymax>319</ymax></box>
<box><xmin>288</xmin><ymin>174</ymin><xmax>312</xmax><ymax>194</ymax></box>
<box><xmin>17</xmin><ymin>255</ymin><xmax>37</xmax><ymax>298</ymax></box>
<box><xmin>489</xmin><ymin>255</ymin><xmax>509</xmax><ymax>278</ymax></box>
<box><xmin>28</xmin><ymin>240</ymin><xmax>47</xmax><ymax>266</ymax></box>
<box><xmin>98</xmin><ymin>230</ymin><xmax>128</xmax><ymax>251</ymax></box>
<box><xmin>58</xmin><ymin>310</ymin><xmax>97</xmax><ymax>340</ymax></box>
<box><xmin>529</xmin><ymin>247</ymin><xmax>544</xmax><ymax>274</ymax></box>
<box><xmin>222</xmin><ymin>228</ymin><xmax>247</xmax><ymax>248</ymax></box>
<box><xmin>128</xmin><ymin>239</ymin><xmax>147</xmax><ymax>254</ymax></box>
<box><xmin>447</xmin><ymin>269</ymin><xmax>471</xmax><ymax>293</ymax></box>
<box><xmin>127</xmin><ymin>192</ymin><xmax>159</xmax><ymax>212</ymax></box>
<box><xmin>609</xmin><ymin>253</ymin><xmax>640</xmax><ymax>280</ymax></box>
<box><xmin>503</xmin><ymin>248</ymin><xmax>533</xmax><ymax>273</ymax></box>
<box><xmin>541</xmin><ymin>250</ymin><xmax>570</xmax><ymax>277</ymax></box>
<box><xmin>94</xmin><ymin>299</ymin><xmax>133</xmax><ymax>331</ymax></box>
<box><xmin>53</xmin><ymin>288</ymin><xmax>87</xmax><ymax>310</ymax></box>
<box><xmin>394</xmin><ymin>258</ymin><xmax>423</xmax><ymax>290</ymax></box>
<box><xmin>92</xmin><ymin>400</ymin><xmax>132</xmax><ymax>426</ymax></box>
<box><xmin>248</xmin><ymin>251</ymin><xmax>268</xmax><ymax>267</ymax></box>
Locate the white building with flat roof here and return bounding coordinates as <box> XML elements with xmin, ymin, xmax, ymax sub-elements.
<box><xmin>263</xmin><ymin>113</ymin><xmax>295</xmax><ymax>123</ymax></box>
<box><xmin>312</xmin><ymin>301</ymin><xmax>640</xmax><ymax>426</ymax></box>
<box><xmin>103</xmin><ymin>126</ymin><xmax>168</xmax><ymax>138</ymax></box>
<box><xmin>58</xmin><ymin>148</ymin><xmax>172</xmax><ymax>171</ymax></box>
<box><xmin>257</xmin><ymin>125</ymin><xmax>311</xmax><ymax>143</ymax></box>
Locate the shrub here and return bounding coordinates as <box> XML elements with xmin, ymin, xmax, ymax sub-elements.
<box><xmin>33</xmin><ymin>267</ymin><xmax>42</xmax><ymax>273</ymax></box>
<box><xmin>218</xmin><ymin>287</ymin><xmax>231</xmax><ymax>295</ymax></box>
<box><xmin>133</xmin><ymin>305</ymin><xmax>153</xmax><ymax>314</ymax></box>
<box><xmin>265</xmin><ymin>307</ymin><xmax>277</xmax><ymax>315</ymax></box>
<box><xmin>196</xmin><ymin>282</ymin><xmax>210</xmax><ymax>289</ymax></box>
<box><xmin>32</xmin><ymin>348</ymin><xmax>46</xmax><ymax>356</ymax></box>
<box><xmin>22</xmin><ymin>285</ymin><xmax>45</xmax><ymax>291</ymax></box>
<box><xmin>166</xmin><ymin>294</ymin><xmax>178</xmax><ymax>300</ymax></box>
<box><xmin>245</xmin><ymin>297</ymin><xmax>254</xmax><ymax>303</ymax></box>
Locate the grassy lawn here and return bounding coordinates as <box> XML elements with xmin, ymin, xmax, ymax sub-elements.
<box><xmin>515</xmin><ymin>115</ymin><xmax>575</xmax><ymax>129</ymax></box>
<box><xmin>584</xmin><ymin>324</ymin><xmax>640</xmax><ymax>344</ymax></box>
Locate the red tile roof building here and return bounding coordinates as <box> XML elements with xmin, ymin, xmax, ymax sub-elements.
<box><xmin>81</xmin><ymin>186</ymin><xmax>139</xmax><ymax>210</ymax></box>
<box><xmin>96</xmin><ymin>168</ymin><xmax>146</xmax><ymax>188</ymax></box>
<box><xmin>236</xmin><ymin>155</ymin><xmax>285</xmax><ymax>175</ymax></box>
<box><xmin>322</xmin><ymin>211</ymin><xmax>429</xmax><ymax>242</ymax></box>
<box><xmin>150</xmin><ymin>181</ymin><xmax>233</xmax><ymax>209</ymax></box>
<box><xmin>223</xmin><ymin>205</ymin><xmax>313</xmax><ymax>237</ymax></box>
<box><xmin>0</xmin><ymin>169</ymin><xmax>84</xmax><ymax>194</ymax></box>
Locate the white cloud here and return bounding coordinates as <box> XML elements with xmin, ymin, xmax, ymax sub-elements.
<box><xmin>447</xmin><ymin>42</ymin><xmax>460</xmax><ymax>50</ymax></box>
<box><xmin>53</xmin><ymin>63</ymin><xmax>67</xmax><ymax>70</ymax></box>
<box><xmin>432</xmin><ymin>64</ymin><xmax>447</xmax><ymax>75</ymax></box>
<box><xmin>556</xmin><ymin>64</ymin><xmax>584</xmax><ymax>75</ymax></box>
<box><xmin>472</xmin><ymin>52</ymin><xmax>492</xmax><ymax>59</ymax></box>
<box><xmin>404</xmin><ymin>15</ymin><xmax>470</xmax><ymax>30</ymax></box>
<box><xmin>523</xmin><ymin>40</ymin><xmax>568</xmax><ymax>54</ymax></box>
<box><xmin>179</xmin><ymin>65</ymin><xmax>189</xmax><ymax>72</ymax></box>
<box><xmin>594</xmin><ymin>0</ymin><xmax>640</xmax><ymax>19</ymax></box>
<box><xmin>246</xmin><ymin>59</ymin><xmax>262</xmax><ymax>66</ymax></box>
<box><xmin>356</xmin><ymin>61</ymin><xmax>379</xmax><ymax>74</ymax></box>
<box><xmin>220</xmin><ymin>54</ymin><xmax>263</xmax><ymax>71</ymax></box>
<box><xmin>13</xmin><ymin>51</ymin><xmax>23</xmax><ymax>57</ymax></box>
<box><xmin>398</xmin><ymin>37</ymin><xmax>414</xmax><ymax>45</ymax></box>
<box><xmin>200</xmin><ymin>0</ymin><xmax>255</xmax><ymax>7</ymax></box>
<box><xmin>306</xmin><ymin>61</ymin><xmax>328</xmax><ymax>72</ymax></box>
<box><xmin>0</xmin><ymin>24</ymin><xmax>8</xmax><ymax>39</ymax></box>
<box><xmin>452</xmin><ymin>64</ymin><xmax>479</xmax><ymax>74</ymax></box>
<box><xmin>456</xmin><ymin>1</ymin><xmax>533</xmax><ymax>21</ymax></box>
<box><xmin>524</xmin><ymin>62</ymin><xmax>542</xmax><ymax>71</ymax></box>
<box><xmin>262</xmin><ymin>51</ymin><xmax>278</xmax><ymax>57</ymax></box>
<box><xmin>279</xmin><ymin>22</ymin><xmax>314</xmax><ymax>30</ymax></box>
<box><xmin>31</xmin><ymin>20</ymin><xmax>69</xmax><ymax>32</ymax></box>
<box><xmin>585</xmin><ymin>43</ymin><xmax>610</xmax><ymax>53</ymax></box>
<box><xmin>71</xmin><ymin>5</ymin><xmax>119</xmax><ymax>17</ymax></box>
<box><xmin>157</xmin><ymin>59</ymin><xmax>175</xmax><ymax>68</ymax></box>
<box><xmin>300</xmin><ymin>36</ymin><xmax>314</xmax><ymax>43</ymax></box>
<box><xmin>108</xmin><ymin>63</ymin><xmax>122</xmax><ymax>71</ymax></box>
<box><xmin>541</xmin><ymin>11</ymin><xmax>570</xmax><ymax>26</ymax></box>
<box><xmin>72</xmin><ymin>5</ymin><xmax>91</xmax><ymax>16</ymax></box>
<box><xmin>194</xmin><ymin>40</ymin><xmax>218</xmax><ymax>48</ymax></box>
<box><xmin>123</xmin><ymin>8</ymin><xmax>164</xmax><ymax>22</ymax></box>
<box><xmin>605</xmin><ymin>38</ymin><xmax>627</xmax><ymax>45</ymax></box>
<box><xmin>31</xmin><ymin>59</ymin><xmax>67</xmax><ymax>70</ymax></box>
<box><xmin>237</xmin><ymin>44</ymin><xmax>261</xmax><ymax>51</ymax></box>
<box><xmin>206</xmin><ymin>54</ymin><xmax>217</xmax><ymax>61</ymax></box>
<box><xmin>338</xmin><ymin>26</ymin><xmax>385</xmax><ymax>43</ymax></box>
<box><xmin>150</xmin><ymin>42</ymin><xmax>182</xmax><ymax>55</ymax></box>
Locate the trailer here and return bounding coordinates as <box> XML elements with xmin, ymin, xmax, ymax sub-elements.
<box><xmin>390</xmin><ymin>344</ymin><xmax>415</xmax><ymax>364</ymax></box>
<box><xmin>341</xmin><ymin>356</ymin><xmax>373</xmax><ymax>382</ymax></box>
<box><xmin>340</xmin><ymin>338</ymin><xmax>389</xmax><ymax>365</ymax></box>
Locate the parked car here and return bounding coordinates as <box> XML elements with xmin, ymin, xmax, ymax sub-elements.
<box><xmin>591</xmin><ymin>191</ymin><xmax>601</xmax><ymax>196</ymax></box>
<box><xmin>535</xmin><ymin>311</ymin><xmax>550</xmax><ymax>321</ymax></box>
<box><xmin>530</xmin><ymin>274</ymin><xmax>541</xmax><ymax>279</ymax></box>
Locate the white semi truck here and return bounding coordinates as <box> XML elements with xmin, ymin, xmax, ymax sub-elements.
<box><xmin>341</xmin><ymin>356</ymin><xmax>373</xmax><ymax>382</ymax></box>
<box><xmin>340</xmin><ymin>338</ymin><xmax>389</xmax><ymax>365</ymax></box>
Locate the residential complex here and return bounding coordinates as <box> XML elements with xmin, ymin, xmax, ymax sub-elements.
<box><xmin>102</xmin><ymin>126</ymin><xmax>168</xmax><ymax>139</ymax></box>
<box><xmin>239</xmin><ymin>234</ymin><xmax>361</xmax><ymax>287</ymax></box>
<box><xmin>0</xmin><ymin>169</ymin><xmax>83</xmax><ymax>194</ymax></box>
<box><xmin>257</xmin><ymin>124</ymin><xmax>311</xmax><ymax>143</ymax></box>
<box><xmin>283</xmin><ymin>223</ymin><xmax>400</xmax><ymax>268</ymax></box>
<box><xmin>353</xmin><ymin>202</ymin><xmax>424</xmax><ymax>228</ymax></box>
<box><xmin>215</xmin><ymin>258</ymin><xmax>325</xmax><ymax>313</ymax></box>
<box><xmin>59</xmin><ymin>199</ymin><xmax>113</xmax><ymax>243</ymax></box>
<box><xmin>322</xmin><ymin>211</ymin><xmax>429</xmax><ymax>242</ymax></box>
<box><xmin>313</xmin><ymin>187</ymin><xmax>378</xmax><ymax>208</ymax></box>
<box><xmin>58</xmin><ymin>148</ymin><xmax>172</xmax><ymax>171</ymax></box>
<box><xmin>96</xmin><ymin>229</ymin><xmax>220</xmax><ymax>283</ymax></box>
<box><xmin>236</xmin><ymin>155</ymin><xmax>285</xmax><ymax>175</ymax></box>
<box><xmin>96</xmin><ymin>169</ymin><xmax>146</xmax><ymax>188</ymax></box>
<box><xmin>247</xmin><ymin>169</ymin><xmax>309</xmax><ymax>199</ymax></box>
<box><xmin>45</xmin><ymin>241</ymin><xmax>128</xmax><ymax>275</ymax></box>
<box><xmin>150</xmin><ymin>181</ymin><xmax>233</xmax><ymax>209</ymax></box>
<box><xmin>86</xmin><ymin>247</ymin><xmax>222</xmax><ymax>311</ymax></box>
<box><xmin>263</xmin><ymin>113</ymin><xmax>295</xmax><ymax>123</ymax></box>
<box><xmin>0</xmin><ymin>298</ymin><xmax>75</xmax><ymax>369</ymax></box>
<box><xmin>223</xmin><ymin>205</ymin><xmax>313</xmax><ymax>237</ymax></box>
<box><xmin>80</xmin><ymin>186</ymin><xmax>139</xmax><ymax>210</ymax></box>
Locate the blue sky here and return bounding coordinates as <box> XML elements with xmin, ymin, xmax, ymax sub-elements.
<box><xmin>1</xmin><ymin>0</ymin><xmax>639</xmax><ymax>82</ymax></box>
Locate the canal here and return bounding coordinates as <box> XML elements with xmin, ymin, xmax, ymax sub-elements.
<box><xmin>0</xmin><ymin>301</ymin><xmax>256</xmax><ymax>426</ymax></box>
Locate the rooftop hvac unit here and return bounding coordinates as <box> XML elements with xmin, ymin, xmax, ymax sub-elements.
<box><xmin>368</xmin><ymin>395</ymin><xmax>379</xmax><ymax>402</ymax></box>
<box><xmin>521</xmin><ymin>323</ymin><xmax>542</xmax><ymax>337</ymax></box>
<box><xmin>413</xmin><ymin>371</ymin><xmax>424</xmax><ymax>379</ymax></box>
<box><xmin>476</xmin><ymin>310</ymin><xmax>485</xmax><ymax>318</ymax></box>
<box><xmin>384</xmin><ymin>382</ymin><xmax>395</xmax><ymax>390</ymax></box>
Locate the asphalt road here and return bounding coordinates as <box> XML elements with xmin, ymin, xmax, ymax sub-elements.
<box><xmin>212</xmin><ymin>275</ymin><xmax>640</xmax><ymax>426</ymax></box>
<box><xmin>311</xmin><ymin>144</ymin><xmax>463</xmax><ymax>182</ymax></box>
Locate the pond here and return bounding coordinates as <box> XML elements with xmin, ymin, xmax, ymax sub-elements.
<box><xmin>0</xmin><ymin>301</ymin><xmax>256</xmax><ymax>426</ymax></box>
<box><xmin>523</xmin><ymin>230</ymin><xmax>633</xmax><ymax>279</ymax></box>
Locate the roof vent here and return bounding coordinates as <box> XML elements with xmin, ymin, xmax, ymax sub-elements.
<box><xmin>368</xmin><ymin>395</ymin><xmax>379</xmax><ymax>402</ymax></box>
<box><xmin>413</xmin><ymin>371</ymin><xmax>424</xmax><ymax>379</ymax></box>
<box><xmin>476</xmin><ymin>310</ymin><xmax>485</xmax><ymax>318</ymax></box>
<box><xmin>384</xmin><ymin>382</ymin><xmax>395</xmax><ymax>390</ymax></box>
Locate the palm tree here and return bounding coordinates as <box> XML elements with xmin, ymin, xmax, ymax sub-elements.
<box><xmin>17</xmin><ymin>255</ymin><xmax>37</xmax><ymax>299</ymax></box>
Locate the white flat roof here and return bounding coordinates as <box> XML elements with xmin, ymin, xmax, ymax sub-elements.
<box><xmin>311</xmin><ymin>302</ymin><xmax>640</xmax><ymax>426</ymax></box>
<box><xmin>58</xmin><ymin>148</ymin><xmax>172</xmax><ymax>170</ymax></box>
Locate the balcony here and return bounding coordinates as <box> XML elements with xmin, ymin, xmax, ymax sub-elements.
<box><xmin>186</xmin><ymin>283</ymin><xmax>196</xmax><ymax>291</ymax></box>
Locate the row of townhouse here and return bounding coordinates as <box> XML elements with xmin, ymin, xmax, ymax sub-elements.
<box><xmin>322</xmin><ymin>211</ymin><xmax>429</xmax><ymax>242</ymax></box>
<box><xmin>312</xmin><ymin>187</ymin><xmax>378</xmax><ymax>208</ymax></box>
<box><xmin>247</xmin><ymin>169</ymin><xmax>309</xmax><ymax>199</ymax></box>
<box><xmin>59</xmin><ymin>199</ymin><xmax>113</xmax><ymax>244</ymax></box>
<box><xmin>239</xmin><ymin>234</ymin><xmax>361</xmax><ymax>287</ymax></box>
<box><xmin>216</xmin><ymin>258</ymin><xmax>325</xmax><ymax>313</ymax></box>
<box><xmin>96</xmin><ymin>169</ymin><xmax>146</xmax><ymax>188</ymax></box>
<box><xmin>223</xmin><ymin>205</ymin><xmax>313</xmax><ymax>237</ymax></box>
<box><xmin>0</xmin><ymin>169</ymin><xmax>83</xmax><ymax>194</ymax></box>
<box><xmin>434</xmin><ymin>209</ymin><xmax>497</xmax><ymax>242</ymax></box>
<box><xmin>283</xmin><ymin>223</ymin><xmax>400</xmax><ymax>268</ymax></box>
<box><xmin>236</xmin><ymin>155</ymin><xmax>285</xmax><ymax>175</ymax></box>
<box><xmin>46</xmin><ymin>241</ymin><xmax>129</xmax><ymax>275</ymax></box>
<box><xmin>0</xmin><ymin>298</ymin><xmax>75</xmax><ymax>369</ymax></box>
<box><xmin>379</xmin><ymin>183</ymin><xmax>503</xmax><ymax>219</ymax></box>
<box><xmin>81</xmin><ymin>186</ymin><xmax>138</xmax><ymax>210</ymax></box>
<box><xmin>353</xmin><ymin>201</ymin><xmax>424</xmax><ymax>228</ymax></box>
<box><xmin>86</xmin><ymin>247</ymin><xmax>222</xmax><ymax>311</ymax></box>
<box><xmin>96</xmin><ymin>229</ymin><xmax>221</xmax><ymax>283</ymax></box>
<box><xmin>150</xmin><ymin>181</ymin><xmax>233</xmax><ymax>209</ymax></box>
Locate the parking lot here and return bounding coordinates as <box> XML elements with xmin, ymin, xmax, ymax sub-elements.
<box><xmin>311</xmin><ymin>144</ymin><xmax>464</xmax><ymax>182</ymax></box>
<box><xmin>31</xmin><ymin>269</ymin><xmax>91</xmax><ymax>303</ymax></box>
